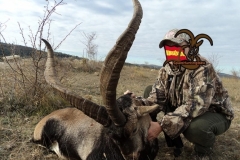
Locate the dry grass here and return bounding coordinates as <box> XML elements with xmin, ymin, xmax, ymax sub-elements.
<box><xmin>0</xmin><ymin>58</ymin><xmax>239</xmax><ymax>160</ymax></box>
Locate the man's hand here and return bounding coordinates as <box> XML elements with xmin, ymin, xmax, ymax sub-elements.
<box><xmin>148</xmin><ymin>121</ymin><xmax>162</xmax><ymax>141</ymax></box>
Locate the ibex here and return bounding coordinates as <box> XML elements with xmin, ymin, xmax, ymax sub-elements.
<box><xmin>33</xmin><ymin>0</ymin><xmax>160</xmax><ymax>159</ymax></box>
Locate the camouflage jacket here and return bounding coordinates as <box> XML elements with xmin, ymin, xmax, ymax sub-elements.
<box><xmin>145</xmin><ymin>58</ymin><xmax>234</xmax><ymax>139</ymax></box>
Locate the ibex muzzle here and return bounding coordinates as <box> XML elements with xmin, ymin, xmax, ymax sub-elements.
<box><xmin>33</xmin><ymin>0</ymin><xmax>160</xmax><ymax>159</ymax></box>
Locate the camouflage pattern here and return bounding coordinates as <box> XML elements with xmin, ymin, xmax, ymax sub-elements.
<box><xmin>159</xmin><ymin>28</ymin><xmax>190</xmax><ymax>48</ymax></box>
<box><xmin>146</xmin><ymin>56</ymin><xmax>234</xmax><ymax>139</ymax></box>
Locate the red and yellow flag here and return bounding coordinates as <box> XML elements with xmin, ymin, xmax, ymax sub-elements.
<box><xmin>164</xmin><ymin>46</ymin><xmax>187</xmax><ymax>61</ymax></box>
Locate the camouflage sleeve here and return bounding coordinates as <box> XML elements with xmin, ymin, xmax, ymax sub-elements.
<box><xmin>160</xmin><ymin>63</ymin><xmax>216</xmax><ymax>139</ymax></box>
<box><xmin>146</xmin><ymin>67</ymin><xmax>168</xmax><ymax>111</ymax></box>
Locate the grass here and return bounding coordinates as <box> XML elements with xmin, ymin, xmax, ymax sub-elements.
<box><xmin>0</xmin><ymin>58</ymin><xmax>239</xmax><ymax>160</ymax></box>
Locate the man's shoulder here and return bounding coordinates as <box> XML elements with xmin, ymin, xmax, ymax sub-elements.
<box><xmin>189</xmin><ymin>61</ymin><xmax>218</xmax><ymax>81</ymax></box>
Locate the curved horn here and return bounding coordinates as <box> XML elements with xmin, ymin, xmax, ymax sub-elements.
<box><xmin>195</xmin><ymin>34</ymin><xmax>213</xmax><ymax>47</ymax></box>
<box><xmin>100</xmin><ymin>0</ymin><xmax>143</xmax><ymax>126</ymax></box>
<box><xmin>42</xmin><ymin>39</ymin><xmax>111</xmax><ymax>127</ymax></box>
<box><xmin>137</xmin><ymin>104</ymin><xmax>159</xmax><ymax>116</ymax></box>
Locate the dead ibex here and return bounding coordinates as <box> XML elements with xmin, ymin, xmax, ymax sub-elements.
<box><xmin>32</xmin><ymin>0</ymin><xmax>159</xmax><ymax>159</ymax></box>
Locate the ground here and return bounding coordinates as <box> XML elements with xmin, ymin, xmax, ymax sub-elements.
<box><xmin>0</xmin><ymin>59</ymin><xmax>239</xmax><ymax>160</ymax></box>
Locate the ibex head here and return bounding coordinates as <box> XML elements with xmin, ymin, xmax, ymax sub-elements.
<box><xmin>36</xmin><ymin>0</ymin><xmax>159</xmax><ymax>159</ymax></box>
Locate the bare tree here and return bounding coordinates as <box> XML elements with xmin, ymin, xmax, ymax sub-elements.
<box><xmin>0</xmin><ymin>19</ymin><xmax>9</xmax><ymax>43</ymax></box>
<box><xmin>207</xmin><ymin>52</ymin><xmax>222</xmax><ymax>73</ymax></box>
<box><xmin>231</xmin><ymin>68</ymin><xmax>239</xmax><ymax>80</ymax></box>
<box><xmin>81</xmin><ymin>32</ymin><xmax>98</xmax><ymax>61</ymax></box>
<box><xmin>0</xmin><ymin>0</ymin><xmax>81</xmax><ymax>107</ymax></box>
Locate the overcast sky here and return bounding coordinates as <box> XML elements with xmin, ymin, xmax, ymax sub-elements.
<box><xmin>1</xmin><ymin>0</ymin><xmax>239</xmax><ymax>74</ymax></box>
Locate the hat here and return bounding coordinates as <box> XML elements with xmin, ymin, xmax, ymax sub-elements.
<box><xmin>159</xmin><ymin>29</ymin><xmax>190</xmax><ymax>48</ymax></box>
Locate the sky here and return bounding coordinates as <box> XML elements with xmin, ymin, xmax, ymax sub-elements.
<box><xmin>0</xmin><ymin>0</ymin><xmax>239</xmax><ymax>74</ymax></box>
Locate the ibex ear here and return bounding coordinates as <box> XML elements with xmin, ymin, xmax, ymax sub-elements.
<box><xmin>136</xmin><ymin>104</ymin><xmax>159</xmax><ymax>116</ymax></box>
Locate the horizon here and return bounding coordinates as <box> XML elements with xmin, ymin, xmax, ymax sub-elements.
<box><xmin>59</xmin><ymin>49</ymin><xmax>235</xmax><ymax>75</ymax></box>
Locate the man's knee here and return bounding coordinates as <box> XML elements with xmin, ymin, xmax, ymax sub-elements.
<box><xmin>143</xmin><ymin>85</ymin><xmax>152</xmax><ymax>98</ymax></box>
<box><xmin>183</xmin><ymin>119</ymin><xmax>215</xmax><ymax>146</ymax></box>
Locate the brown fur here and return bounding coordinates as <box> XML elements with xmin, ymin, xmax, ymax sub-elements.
<box><xmin>34</xmin><ymin>108</ymin><xmax>103</xmax><ymax>141</ymax></box>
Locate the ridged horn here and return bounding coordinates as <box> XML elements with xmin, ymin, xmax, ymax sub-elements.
<box><xmin>137</xmin><ymin>104</ymin><xmax>159</xmax><ymax>116</ymax></box>
<box><xmin>100</xmin><ymin>0</ymin><xmax>143</xmax><ymax>126</ymax></box>
<box><xmin>42</xmin><ymin>39</ymin><xmax>111</xmax><ymax>127</ymax></box>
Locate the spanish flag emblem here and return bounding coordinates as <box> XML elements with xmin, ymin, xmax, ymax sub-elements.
<box><xmin>164</xmin><ymin>46</ymin><xmax>187</xmax><ymax>61</ymax></box>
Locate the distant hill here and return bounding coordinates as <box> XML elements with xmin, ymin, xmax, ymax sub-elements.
<box><xmin>125</xmin><ymin>62</ymin><xmax>161</xmax><ymax>69</ymax></box>
<box><xmin>218</xmin><ymin>72</ymin><xmax>237</xmax><ymax>78</ymax></box>
<box><xmin>126</xmin><ymin>62</ymin><xmax>236</xmax><ymax>78</ymax></box>
<box><xmin>0</xmin><ymin>42</ymin><xmax>82</xmax><ymax>60</ymax></box>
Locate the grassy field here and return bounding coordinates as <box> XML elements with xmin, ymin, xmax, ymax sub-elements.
<box><xmin>0</xmin><ymin>58</ymin><xmax>239</xmax><ymax>160</ymax></box>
